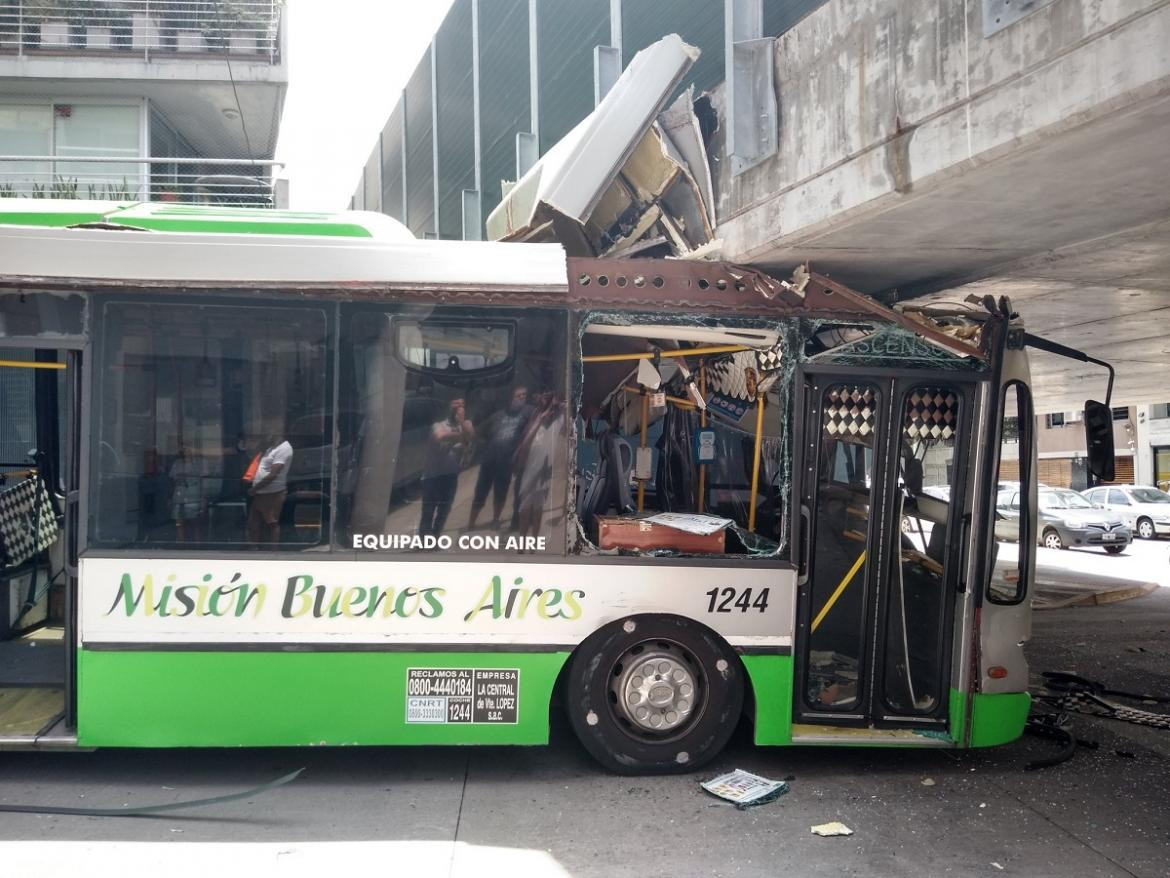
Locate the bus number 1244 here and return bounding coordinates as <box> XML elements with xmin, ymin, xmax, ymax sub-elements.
<box><xmin>705</xmin><ymin>587</ymin><xmax>769</xmax><ymax>613</ymax></box>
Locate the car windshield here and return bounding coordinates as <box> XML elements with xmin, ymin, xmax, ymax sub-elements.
<box><xmin>1039</xmin><ymin>490</ymin><xmax>1094</xmax><ymax>510</ymax></box>
<box><xmin>1130</xmin><ymin>487</ymin><xmax>1170</xmax><ymax>503</ymax></box>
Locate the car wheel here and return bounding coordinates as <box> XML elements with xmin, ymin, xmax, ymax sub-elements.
<box><xmin>1042</xmin><ymin>528</ymin><xmax>1064</xmax><ymax>550</ymax></box>
<box><xmin>1103</xmin><ymin>545</ymin><xmax>1126</xmax><ymax>555</ymax></box>
<box><xmin>1136</xmin><ymin>517</ymin><xmax>1155</xmax><ymax>540</ymax></box>
<box><xmin>566</xmin><ymin>615</ymin><xmax>743</xmax><ymax>775</ymax></box>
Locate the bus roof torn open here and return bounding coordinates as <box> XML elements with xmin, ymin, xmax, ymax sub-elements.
<box><xmin>486</xmin><ymin>34</ymin><xmax>717</xmax><ymax>259</ymax></box>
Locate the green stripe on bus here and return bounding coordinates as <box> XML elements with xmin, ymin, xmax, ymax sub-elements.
<box><xmin>126</xmin><ymin>219</ymin><xmax>374</xmax><ymax>237</ymax></box>
<box><xmin>0</xmin><ymin>210</ymin><xmax>110</xmax><ymax>227</ymax></box>
<box><xmin>968</xmin><ymin>691</ymin><xmax>1030</xmax><ymax>747</ymax></box>
<box><xmin>742</xmin><ymin>654</ymin><xmax>793</xmax><ymax>745</ymax></box>
<box><xmin>949</xmin><ymin>687</ymin><xmax>968</xmax><ymax>744</ymax></box>
<box><xmin>77</xmin><ymin>649</ymin><xmax>567</xmax><ymax>747</ymax></box>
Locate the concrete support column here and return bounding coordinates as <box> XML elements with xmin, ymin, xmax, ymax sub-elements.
<box><xmin>464</xmin><ymin>0</ymin><xmax>483</xmax><ymax>240</ymax></box>
<box><xmin>430</xmin><ymin>37</ymin><xmax>440</xmax><ymax>239</ymax></box>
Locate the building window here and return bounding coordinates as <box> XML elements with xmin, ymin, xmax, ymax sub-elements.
<box><xmin>0</xmin><ymin>101</ymin><xmax>143</xmax><ymax>199</ymax></box>
<box><xmin>1150</xmin><ymin>403</ymin><xmax>1170</xmax><ymax>420</ymax></box>
<box><xmin>1044</xmin><ymin>412</ymin><xmax>1065</xmax><ymax>428</ymax></box>
<box><xmin>91</xmin><ymin>300</ymin><xmax>332</xmax><ymax>549</ymax></box>
<box><xmin>1111</xmin><ymin>406</ymin><xmax>1129</xmax><ymax>421</ymax></box>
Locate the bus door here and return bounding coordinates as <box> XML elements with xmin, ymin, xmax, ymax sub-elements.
<box><xmin>0</xmin><ymin>347</ymin><xmax>81</xmax><ymax>743</ymax></box>
<box><xmin>796</xmin><ymin>372</ymin><xmax>975</xmax><ymax>729</ymax></box>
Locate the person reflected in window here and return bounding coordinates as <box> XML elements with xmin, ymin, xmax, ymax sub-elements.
<box><xmin>468</xmin><ymin>385</ymin><xmax>534</xmax><ymax>531</ymax></box>
<box><xmin>246</xmin><ymin>428</ymin><xmax>294</xmax><ymax>545</ymax></box>
<box><xmin>514</xmin><ymin>393</ymin><xmax>565</xmax><ymax>541</ymax></box>
<box><xmin>170</xmin><ymin>441</ymin><xmax>208</xmax><ymax>543</ymax></box>
<box><xmin>420</xmin><ymin>398</ymin><xmax>473</xmax><ymax>537</ymax></box>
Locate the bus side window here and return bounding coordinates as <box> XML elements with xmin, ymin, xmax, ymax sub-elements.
<box><xmin>576</xmin><ymin>323</ymin><xmax>787</xmax><ymax>558</ymax></box>
<box><xmin>91</xmin><ymin>301</ymin><xmax>333</xmax><ymax>550</ymax></box>
<box><xmin>337</xmin><ymin>306</ymin><xmax>568</xmax><ymax>555</ymax></box>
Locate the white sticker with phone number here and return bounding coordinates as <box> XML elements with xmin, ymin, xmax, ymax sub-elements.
<box><xmin>406</xmin><ymin>668</ymin><xmax>519</xmax><ymax>724</ymax></box>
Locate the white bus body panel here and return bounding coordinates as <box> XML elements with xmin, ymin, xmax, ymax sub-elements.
<box><xmin>81</xmin><ymin>558</ymin><xmax>796</xmax><ymax>651</ymax></box>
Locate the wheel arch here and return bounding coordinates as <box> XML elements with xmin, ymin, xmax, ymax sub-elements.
<box><xmin>558</xmin><ymin>612</ymin><xmax>752</xmax><ymax>773</ymax></box>
<box><xmin>558</xmin><ymin>611</ymin><xmax>753</xmax><ymax>695</ymax></box>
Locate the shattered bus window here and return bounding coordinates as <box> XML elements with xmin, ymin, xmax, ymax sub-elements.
<box><xmin>574</xmin><ymin>313</ymin><xmax>796</xmax><ymax>559</ymax></box>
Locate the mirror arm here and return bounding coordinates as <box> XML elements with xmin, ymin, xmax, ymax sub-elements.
<box><xmin>1022</xmin><ymin>332</ymin><xmax>1115</xmax><ymax>405</ymax></box>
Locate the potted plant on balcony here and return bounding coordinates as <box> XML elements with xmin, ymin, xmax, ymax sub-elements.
<box><xmin>198</xmin><ymin>0</ymin><xmax>275</xmax><ymax>54</ymax></box>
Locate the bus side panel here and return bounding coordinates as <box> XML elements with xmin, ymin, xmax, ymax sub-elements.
<box><xmin>76</xmin><ymin>649</ymin><xmax>568</xmax><ymax>747</ymax></box>
<box><xmin>742</xmin><ymin>654</ymin><xmax>793</xmax><ymax>745</ymax></box>
<box><xmin>948</xmin><ymin>687</ymin><xmax>969</xmax><ymax>744</ymax></box>
<box><xmin>967</xmin><ymin>692</ymin><xmax>1031</xmax><ymax>747</ymax></box>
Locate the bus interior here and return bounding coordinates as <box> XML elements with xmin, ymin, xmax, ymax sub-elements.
<box><xmin>576</xmin><ymin>320</ymin><xmax>788</xmax><ymax>557</ymax></box>
<box><xmin>0</xmin><ymin>348</ymin><xmax>75</xmax><ymax>742</ymax></box>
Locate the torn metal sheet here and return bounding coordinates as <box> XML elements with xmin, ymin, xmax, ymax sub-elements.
<box><xmin>487</xmin><ymin>34</ymin><xmax>717</xmax><ymax>259</ymax></box>
<box><xmin>659</xmin><ymin>86</ymin><xmax>716</xmax><ymax>232</ymax></box>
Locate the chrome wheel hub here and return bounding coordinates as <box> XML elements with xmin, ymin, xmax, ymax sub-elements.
<box><xmin>613</xmin><ymin>647</ymin><xmax>699</xmax><ymax>734</ymax></box>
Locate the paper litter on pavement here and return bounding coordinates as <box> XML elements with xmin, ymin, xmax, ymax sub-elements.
<box><xmin>700</xmin><ymin>769</ymin><xmax>789</xmax><ymax>809</ymax></box>
<box><xmin>644</xmin><ymin>512</ymin><xmax>734</xmax><ymax>535</ymax></box>
<box><xmin>810</xmin><ymin>821</ymin><xmax>853</xmax><ymax>837</ymax></box>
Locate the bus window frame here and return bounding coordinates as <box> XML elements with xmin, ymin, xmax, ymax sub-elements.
<box><xmin>391</xmin><ymin>315</ymin><xmax>518</xmax><ymax>377</ymax></box>
<box><xmin>988</xmin><ymin>379</ymin><xmax>1033</xmax><ymax>606</ymax></box>
<box><xmin>86</xmin><ymin>292</ymin><xmax>338</xmax><ymax>553</ymax></box>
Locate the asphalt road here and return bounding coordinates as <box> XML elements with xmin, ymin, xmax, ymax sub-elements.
<box><xmin>1</xmin><ymin>589</ymin><xmax>1168</xmax><ymax>877</ymax></box>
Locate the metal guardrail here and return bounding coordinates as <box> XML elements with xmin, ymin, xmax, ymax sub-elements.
<box><xmin>0</xmin><ymin>1</ymin><xmax>283</xmax><ymax>62</ymax></box>
<box><xmin>0</xmin><ymin>154</ymin><xmax>282</xmax><ymax>206</ymax></box>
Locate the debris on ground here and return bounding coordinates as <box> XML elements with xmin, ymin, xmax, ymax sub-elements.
<box><xmin>1032</xmin><ymin>575</ymin><xmax>1157</xmax><ymax>610</ymax></box>
<box><xmin>811</xmin><ymin>821</ymin><xmax>853</xmax><ymax>837</ymax></box>
<box><xmin>921</xmin><ymin>778</ymin><xmax>936</xmax><ymax>786</ymax></box>
<box><xmin>700</xmin><ymin>769</ymin><xmax>789</xmax><ymax>809</ymax></box>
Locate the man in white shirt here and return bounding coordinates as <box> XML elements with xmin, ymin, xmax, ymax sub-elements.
<box><xmin>246</xmin><ymin>434</ymin><xmax>294</xmax><ymax>545</ymax></box>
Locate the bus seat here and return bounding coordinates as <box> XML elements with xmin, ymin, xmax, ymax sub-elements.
<box><xmin>578</xmin><ymin>431</ymin><xmax>634</xmax><ymax>541</ymax></box>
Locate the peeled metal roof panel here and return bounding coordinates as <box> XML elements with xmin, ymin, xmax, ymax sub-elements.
<box><xmin>486</xmin><ymin>33</ymin><xmax>699</xmax><ymax>241</ymax></box>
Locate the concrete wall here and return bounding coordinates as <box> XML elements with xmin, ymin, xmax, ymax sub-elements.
<box><xmin>1037</xmin><ymin>409</ymin><xmax>1136</xmax><ymax>458</ymax></box>
<box><xmin>713</xmin><ymin>0</ymin><xmax>1170</xmax><ymax>290</ymax></box>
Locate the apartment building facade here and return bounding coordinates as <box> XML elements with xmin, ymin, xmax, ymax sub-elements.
<box><xmin>0</xmin><ymin>0</ymin><xmax>287</xmax><ymax>205</ymax></box>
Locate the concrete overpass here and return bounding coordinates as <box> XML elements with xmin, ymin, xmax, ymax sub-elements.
<box><xmin>712</xmin><ymin>0</ymin><xmax>1170</xmax><ymax>411</ymax></box>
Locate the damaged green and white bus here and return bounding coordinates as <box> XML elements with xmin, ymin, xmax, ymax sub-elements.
<box><xmin>0</xmin><ymin>200</ymin><xmax>1115</xmax><ymax>773</ymax></box>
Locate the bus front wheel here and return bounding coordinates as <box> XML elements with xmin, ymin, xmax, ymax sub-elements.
<box><xmin>565</xmin><ymin>615</ymin><xmax>743</xmax><ymax>775</ymax></box>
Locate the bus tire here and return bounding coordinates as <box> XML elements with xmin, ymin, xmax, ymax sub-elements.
<box><xmin>565</xmin><ymin>615</ymin><xmax>743</xmax><ymax>775</ymax></box>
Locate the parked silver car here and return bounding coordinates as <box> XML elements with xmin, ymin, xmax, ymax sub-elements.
<box><xmin>1081</xmin><ymin>484</ymin><xmax>1170</xmax><ymax>539</ymax></box>
<box><xmin>996</xmin><ymin>487</ymin><xmax>1131</xmax><ymax>554</ymax></box>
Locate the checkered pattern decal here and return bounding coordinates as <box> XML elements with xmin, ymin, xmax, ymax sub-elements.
<box><xmin>0</xmin><ymin>476</ymin><xmax>58</xmax><ymax>568</ymax></box>
<box><xmin>822</xmin><ymin>385</ymin><xmax>876</xmax><ymax>441</ymax></box>
<box><xmin>705</xmin><ymin>343</ymin><xmax>785</xmax><ymax>401</ymax></box>
<box><xmin>904</xmin><ymin>387</ymin><xmax>959</xmax><ymax>442</ymax></box>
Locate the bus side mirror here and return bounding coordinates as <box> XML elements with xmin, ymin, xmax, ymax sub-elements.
<box><xmin>1084</xmin><ymin>400</ymin><xmax>1115</xmax><ymax>481</ymax></box>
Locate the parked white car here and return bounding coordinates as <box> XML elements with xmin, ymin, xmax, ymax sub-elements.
<box><xmin>1081</xmin><ymin>484</ymin><xmax>1170</xmax><ymax>539</ymax></box>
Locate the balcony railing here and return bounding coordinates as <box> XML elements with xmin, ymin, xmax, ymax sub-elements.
<box><xmin>0</xmin><ymin>154</ymin><xmax>283</xmax><ymax>207</ymax></box>
<box><xmin>0</xmin><ymin>1</ymin><xmax>283</xmax><ymax>63</ymax></box>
